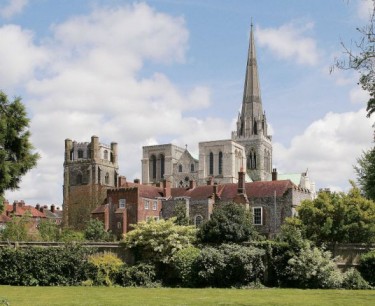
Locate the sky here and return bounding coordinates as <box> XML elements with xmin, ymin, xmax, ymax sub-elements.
<box><xmin>2</xmin><ymin>0</ymin><xmax>375</xmax><ymax>205</ymax></box>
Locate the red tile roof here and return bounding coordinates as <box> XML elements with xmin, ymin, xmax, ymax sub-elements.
<box><xmin>91</xmin><ymin>204</ymin><xmax>108</xmax><ymax>214</ymax></box>
<box><xmin>137</xmin><ymin>185</ymin><xmax>164</xmax><ymax>199</ymax></box>
<box><xmin>0</xmin><ymin>214</ymin><xmax>11</xmax><ymax>223</ymax></box>
<box><xmin>5</xmin><ymin>201</ymin><xmax>46</xmax><ymax>218</ymax></box>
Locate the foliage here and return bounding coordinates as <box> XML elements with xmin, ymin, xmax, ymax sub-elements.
<box><xmin>170</xmin><ymin>246</ymin><xmax>201</xmax><ymax>287</ymax></box>
<box><xmin>358</xmin><ymin>250</ymin><xmax>375</xmax><ymax>286</ymax></box>
<box><xmin>116</xmin><ymin>263</ymin><xmax>160</xmax><ymax>287</ymax></box>
<box><xmin>296</xmin><ymin>185</ymin><xmax>375</xmax><ymax>244</ymax></box>
<box><xmin>0</xmin><ymin>91</ymin><xmax>39</xmax><ymax>212</ymax></box>
<box><xmin>38</xmin><ymin>219</ymin><xmax>60</xmax><ymax>241</ymax></box>
<box><xmin>192</xmin><ymin>244</ymin><xmax>265</xmax><ymax>288</ymax></box>
<box><xmin>122</xmin><ymin>218</ymin><xmax>197</xmax><ymax>264</ymax></box>
<box><xmin>335</xmin><ymin>1</ymin><xmax>375</xmax><ymax>118</ymax></box>
<box><xmin>84</xmin><ymin>219</ymin><xmax>110</xmax><ymax>241</ymax></box>
<box><xmin>0</xmin><ymin>245</ymin><xmax>95</xmax><ymax>286</ymax></box>
<box><xmin>87</xmin><ymin>252</ymin><xmax>123</xmax><ymax>286</ymax></box>
<box><xmin>342</xmin><ymin>268</ymin><xmax>371</xmax><ymax>289</ymax></box>
<box><xmin>284</xmin><ymin>242</ymin><xmax>343</xmax><ymax>289</ymax></box>
<box><xmin>197</xmin><ymin>202</ymin><xmax>255</xmax><ymax>244</ymax></box>
<box><xmin>355</xmin><ymin>148</ymin><xmax>375</xmax><ymax>201</ymax></box>
<box><xmin>0</xmin><ymin>213</ymin><xmax>30</xmax><ymax>241</ymax></box>
<box><xmin>173</xmin><ymin>201</ymin><xmax>189</xmax><ymax>226</ymax></box>
<box><xmin>59</xmin><ymin>228</ymin><xmax>85</xmax><ymax>242</ymax></box>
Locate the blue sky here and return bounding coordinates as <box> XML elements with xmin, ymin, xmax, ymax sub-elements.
<box><xmin>2</xmin><ymin>0</ymin><xmax>374</xmax><ymax>205</ymax></box>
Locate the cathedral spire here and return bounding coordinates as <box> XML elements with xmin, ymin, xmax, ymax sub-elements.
<box><xmin>237</xmin><ymin>23</ymin><xmax>264</xmax><ymax>138</ymax></box>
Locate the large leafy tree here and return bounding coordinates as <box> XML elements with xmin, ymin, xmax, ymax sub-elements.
<box><xmin>295</xmin><ymin>183</ymin><xmax>375</xmax><ymax>244</ymax></box>
<box><xmin>0</xmin><ymin>91</ymin><xmax>39</xmax><ymax>212</ymax></box>
<box><xmin>197</xmin><ymin>202</ymin><xmax>256</xmax><ymax>244</ymax></box>
<box><xmin>84</xmin><ymin>218</ymin><xmax>110</xmax><ymax>241</ymax></box>
<box><xmin>355</xmin><ymin>148</ymin><xmax>375</xmax><ymax>201</ymax></box>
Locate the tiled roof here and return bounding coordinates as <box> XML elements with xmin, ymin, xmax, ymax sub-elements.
<box><xmin>91</xmin><ymin>204</ymin><xmax>108</xmax><ymax>214</ymax></box>
<box><xmin>0</xmin><ymin>214</ymin><xmax>11</xmax><ymax>223</ymax></box>
<box><xmin>138</xmin><ymin>185</ymin><xmax>164</xmax><ymax>199</ymax></box>
<box><xmin>169</xmin><ymin>180</ymin><xmax>296</xmax><ymax>201</ymax></box>
<box><xmin>5</xmin><ymin>202</ymin><xmax>46</xmax><ymax>218</ymax></box>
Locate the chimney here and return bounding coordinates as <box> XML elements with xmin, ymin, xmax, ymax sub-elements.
<box><xmin>238</xmin><ymin>171</ymin><xmax>245</xmax><ymax>194</ymax></box>
<box><xmin>56</xmin><ymin>207</ymin><xmax>60</xmax><ymax>211</ymax></box>
<box><xmin>272</xmin><ymin>168</ymin><xmax>278</xmax><ymax>181</ymax></box>
<box><xmin>13</xmin><ymin>201</ymin><xmax>17</xmax><ymax>213</ymax></box>
<box><xmin>163</xmin><ymin>179</ymin><xmax>171</xmax><ymax>199</ymax></box>
<box><xmin>118</xmin><ymin>176</ymin><xmax>127</xmax><ymax>187</ymax></box>
<box><xmin>36</xmin><ymin>204</ymin><xmax>40</xmax><ymax>210</ymax></box>
<box><xmin>134</xmin><ymin>178</ymin><xmax>140</xmax><ymax>184</ymax></box>
<box><xmin>51</xmin><ymin>204</ymin><xmax>55</xmax><ymax>213</ymax></box>
<box><xmin>189</xmin><ymin>180</ymin><xmax>196</xmax><ymax>189</ymax></box>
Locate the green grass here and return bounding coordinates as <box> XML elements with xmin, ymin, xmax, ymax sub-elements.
<box><xmin>0</xmin><ymin>287</ymin><xmax>374</xmax><ymax>306</ymax></box>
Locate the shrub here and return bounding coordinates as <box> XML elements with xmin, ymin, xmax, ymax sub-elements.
<box><xmin>285</xmin><ymin>244</ymin><xmax>343</xmax><ymax>289</ymax></box>
<box><xmin>342</xmin><ymin>268</ymin><xmax>371</xmax><ymax>289</ymax></box>
<box><xmin>358</xmin><ymin>250</ymin><xmax>375</xmax><ymax>286</ymax></box>
<box><xmin>0</xmin><ymin>245</ymin><xmax>94</xmax><ymax>286</ymax></box>
<box><xmin>117</xmin><ymin>263</ymin><xmax>159</xmax><ymax>287</ymax></box>
<box><xmin>84</xmin><ymin>219</ymin><xmax>111</xmax><ymax>241</ymax></box>
<box><xmin>193</xmin><ymin>244</ymin><xmax>264</xmax><ymax>288</ymax></box>
<box><xmin>170</xmin><ymin>246</ymin><xmax>201</xmax><ymax>287</ymax></box>
<box><xmin>87</xmin><ymin>252</ymin><xmax>123</xmax><ymax>286</ymax></box>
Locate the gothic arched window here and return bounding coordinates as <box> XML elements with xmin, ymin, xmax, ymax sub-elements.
<box><xmin>78</xmin><ymin>149</ymin><xmax>83</xmax><ymax>158</ymax></box>
<box><xmin>195</xmin><ymin>215</ymin><xmax>203</xmax><ymax>227</ymax></box>
<box><xmin>150</xmin><ymin>155</ymin><xmax>156</xmax><ymax>179</ymax></box>
<box><xmin>77</xmin><ymin>172</ymin><xmax>83</xmax><ymax>185</ymax></box>
<box><xmin>190</xmin><ymin>163</ymin><xmax>194</xmax><ymax>172</ymax></box>
<box><xmin>160</xmin><ymin>154</ymin><xmax>165</xmax><ymax>179</ymax></box>
<box><xmin>105</xmin><ymin>172</ymin><xmax>109</xmax><ymax>184</ymax></box>
<box><xmin>218</xmin><ymin>151</ymin><xmax>223</xmax><ymax>175</ymax></box>
<box><xmin>103</xmin><ymin>150</ymin><xmax>108</xmax><ymax>160</ymax></box>
<box><xmin>209</xmin><ymin>152</ymin><xmax>214</xmax><ymax>175</ymax></box>
<box><xmin>178</xmin><ymin>164</ymin><xmax>183</xmax><ymax>172</ymax></box>
<box><xmin>253</xmin><ymin>120</ymin><xmax>258</xmax><ymax>135</ymax></box>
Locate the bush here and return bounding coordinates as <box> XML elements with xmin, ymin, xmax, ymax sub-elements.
<box><xmin>193</xmin><ymin>244</ymin><xmax>264</xmax><ymax>288</ymax></box>
<box><xmin>87</xmin><ymin>252</ymin><xmax>123</xmax><ymax>286</ymax></box>
<box><xmin>358</xmin><ymin>250</ymin><xmax>375</xmax><ymax>286</ymax></box>
<box><xmin>116</xmin><ymin>263</ymin><xmax>159</xmax><ymax>287</ymax></box>
<box><xmin>170</xmin><ymin>246</ymin><xmax>201</xmax><ymax>287</ymax></box>
<box><xmin>285</xmin><ymin>244</ymin><xmax>343</xmax><ymax>289</ymax></box>
<box><xmin>0</xmin><ymin>245</ymin><xmax>94</xmax><ymax>286</ymax></box>
<box><xmin>342</xmin><ymin>268</ymin><xmax>371</xmax><ymax>289</ymax></box>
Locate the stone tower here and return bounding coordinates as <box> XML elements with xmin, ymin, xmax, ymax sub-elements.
<box><xmin>63</xmin><ymin>135</ymin><xmax>119</xmax><ymax>228</ymax></box>
<box><xmin>231</xmin><ymin>24</ymin><xmax>272</xmax><ymax>181</ymax></box>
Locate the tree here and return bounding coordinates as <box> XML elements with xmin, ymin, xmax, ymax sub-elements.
<box><xmin>295</xmin><ymin>184</ymin><xmax>375</xmax><ymax>244</ymax></box>
<box><xmin>84</xmin><ymin>218</ymin><xmax>110</xmax><ymax>241</ymax></box>
<box><xmin>355</xmin><ymin>148</ymin><xmax>375</xmax><ymax>201</ymax></box>
<box><xmin>0</xmin><ymin>91</ymin><xmax>39</xmax><ymax>212</ymax></box>
<box><xmin>334</xmin><ymin>1</ymin><xmax>375</xmax><ymax>118</ymax></box>
<box><xmin>1</xmin><ymin>213</ymin><xmax>31</xmax><ymax>241</ymax></box>
<box><xmin>122</xmin><ymin>218</ymin><xmax>197</xmax><ymax>264</ymax></box>
<box><xmin>38</xmin><ymin>219</ymin><xmax>60</xmax><ymax>241</ymax></box>
<box><xmin>197</xmin><ymin>202</ymin><xmax>256</xmax><ymax>244</ymax></box>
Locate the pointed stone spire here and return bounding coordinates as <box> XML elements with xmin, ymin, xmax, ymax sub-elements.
<box><xmin>236</xmin><ymin>23</ymin><xmax>264</xmax><ymax>138</ymax></box>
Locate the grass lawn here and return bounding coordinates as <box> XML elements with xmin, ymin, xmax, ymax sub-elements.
<box><xmin>0</xmin><ymin>286</ymin><xmax>375</xmax><ymax>306</ymax></box>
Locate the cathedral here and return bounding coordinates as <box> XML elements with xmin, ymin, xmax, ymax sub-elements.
<box><xmin>63</xmin><ymin>25</ymin><xmax>315</xmax><ymax>231</ymax></box>
<box><xmin>142</xmin><ymin>25</ymin><xmax>273</xmax><ymax>188</ymax></box>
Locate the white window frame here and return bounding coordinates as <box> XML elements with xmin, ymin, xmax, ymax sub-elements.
<box><xmin>119</xmin><ymin>199</ymin><xmax>126</xmax><ymax>209</ymax></box>
<box><xmin>252</xmin><ymin>207</ymin><xmax>263</xmax><ymax>225</ymax></box>
<box><xmin>152</xmin><ymin>200</ymin><xmax>157</xmax><ymax>211</ymax></box>
<box><xmin>144</xmin><ymin>199</ymin><xmax>150</xmax><ymax>210</ymax></box>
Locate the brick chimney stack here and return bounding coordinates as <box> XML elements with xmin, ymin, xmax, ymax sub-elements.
<box><xmin>238</xmin><ymin>171</ymin><xmax>245</xmax><ymax>194</ymax></box>
<box><xmin>162</xmin><ymin>179</ymin><xmax>171</xmax><ymax>199</ymax></box>
<box><xmin>272</xmin><ymin>168</ymin><xmax>278</xmax><ymax>181</ymax></box>
<box><xmin>51</xmin><ymin>204</ymin><xmax>55</xmax><ymax>213</ymax></box>
<box><xmin>189</xmin><ymin>180</ymin><xmax>196</xmax><ymax>189</ymax></box>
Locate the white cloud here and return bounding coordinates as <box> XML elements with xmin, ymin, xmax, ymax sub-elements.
<box><xmin>350</xmin><ymin>84</ymin><xmax>370</xmax><ymax>104</ymax></box>
<box><xmin>0</xmin><ymin>25</ymin><xmax>47</xmax><ymax>87</ymax></box>
<box><xmin>357</xmin><ymin>0</ymin><xmax>374</xmax><ymax>20</ymax></box>
<box><xmin>0</xmin><ymin>0</ymin><xmax>28</xmax><ymax>19</ymax></box>
<box><xmin>273</xmin><ymin>109</ymin><xmax>374</xmax><ymax>191</ymax></box>
<box><xmin>4</xmin><ymin>3</ymin><xmax>222</xmax><ymax>204</ymax></box>
<box><xmin>256</xmin><ymin>22</ymin><xmax>319</xmax><ymax>66</ymax></box>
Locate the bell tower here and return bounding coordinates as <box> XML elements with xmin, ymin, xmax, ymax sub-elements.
<box><xmin>232</xmin><ymin>24</ymin><xmax>272</xmax><ymax>181</ymax></box>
